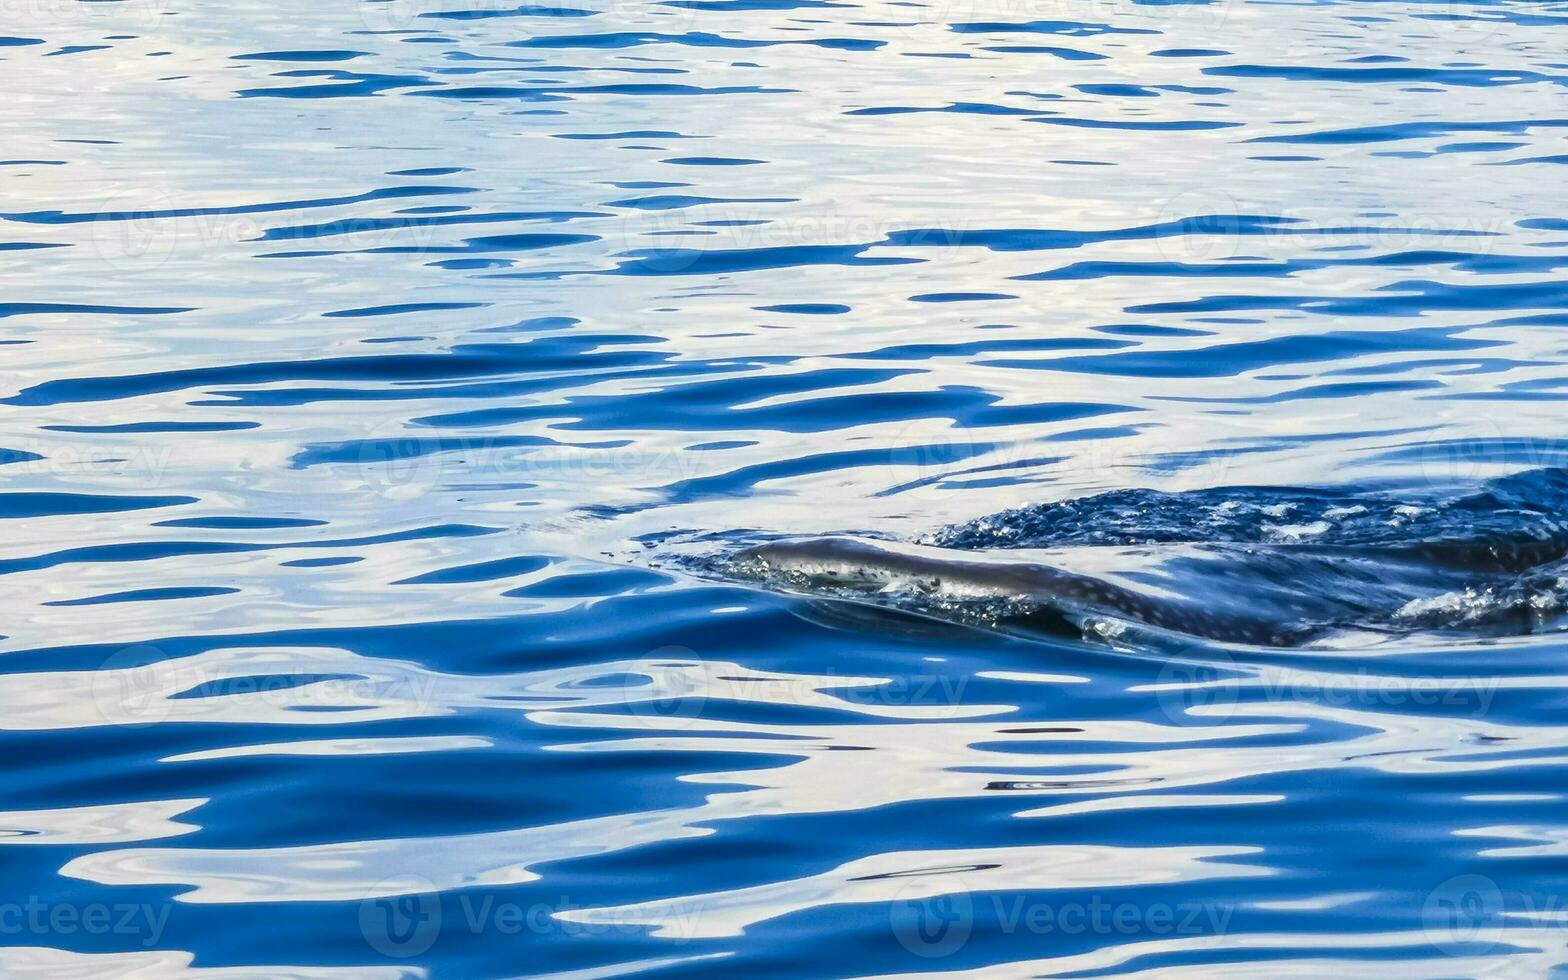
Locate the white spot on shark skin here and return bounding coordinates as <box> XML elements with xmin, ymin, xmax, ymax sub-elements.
<box><xmin>1396</xmin><ymin>588</ymin><xmax>1499</xmax><ymax>622</ymax></box>
<box><xmin>1532</xmin><ymin>585</ymin><xmax>1568</xmax><ymax>611</ymax></box>
<box><xmin>1266</xmin><ymin>521</ymin><xmax>1331</xmax><ymax>542</ymax></box>
<box><xmin>1323</xmin><ymin>505</ymin><xmax>1369</xmax><ymax>519</ymax></box>
<box><xmin>1388</xmin><ymin>504</ymin><xmax>1427</xmax><ymax>526</ymax></box>
<box><xmin>1087</xmin><ymin>618</ymin><xmax>1130</xmax><ymax>640</ymax></box>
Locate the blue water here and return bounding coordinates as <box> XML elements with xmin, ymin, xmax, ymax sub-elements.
<box><xmin>5</xmin><ymin>0</ymin><xmax>1568</xmax><ymax>974</ymax></box>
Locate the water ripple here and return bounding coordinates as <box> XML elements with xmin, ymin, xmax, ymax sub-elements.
<box><xmin>4</xmin><ymin>0</ymin><xmax>1568</xmax><ymax>973</ymax></box>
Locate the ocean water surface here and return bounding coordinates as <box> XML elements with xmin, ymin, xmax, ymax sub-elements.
<box><xmin>4</xmin><ymin>0</ymin><xmax>1568</xmax><ymax>974</ymax></box>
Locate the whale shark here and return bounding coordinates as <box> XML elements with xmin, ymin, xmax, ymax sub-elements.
<box><xmin>724</xmin><ymin>469</ymin><xmax>1568</xmax><ymax>648</ymax></box>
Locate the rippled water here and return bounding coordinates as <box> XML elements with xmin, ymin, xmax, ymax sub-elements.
<box><xmin>5</xmin><ymin>0</ymin><xmax>1568</xmax><ymax>974</ymax></box>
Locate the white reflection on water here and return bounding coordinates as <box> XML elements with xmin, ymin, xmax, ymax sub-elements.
<box><xmin>0</xmin><ymin>645</ymin><xmax>1000</xmax><ymax>732</ymax></box>
<box><xmin>161</xmin><ymin>735</ymin><xmax>492</xmax><ymax>764</ymax></box>
<box><xmin>49</xmin><ymin>645</ymin><xmax>1568</xmax><ymax>913</ymax></box>
<box><xmin>0</xmin><ymin>798</ymin><xmax>202</xmax><ymax>846</ymax></box>
<box><xmin>860</xmin><ymin>928</ymin><xmax>1568</xmax><ymax>980</ymax></box>
<box><xmin>554</xmin><ymin>843</ymin><xmax>1266</xmax><ymax>938</ymax></box>
<box><xmin>0</xmin><ymin>946</ymin><xmax>410</xmax><ymax>980</ymax></box>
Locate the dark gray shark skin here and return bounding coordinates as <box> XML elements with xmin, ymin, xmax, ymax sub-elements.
<box><xmin>738</xmin><ymin>537</ymin><xmax>1306</xmax><ymax>647</ymax></box>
